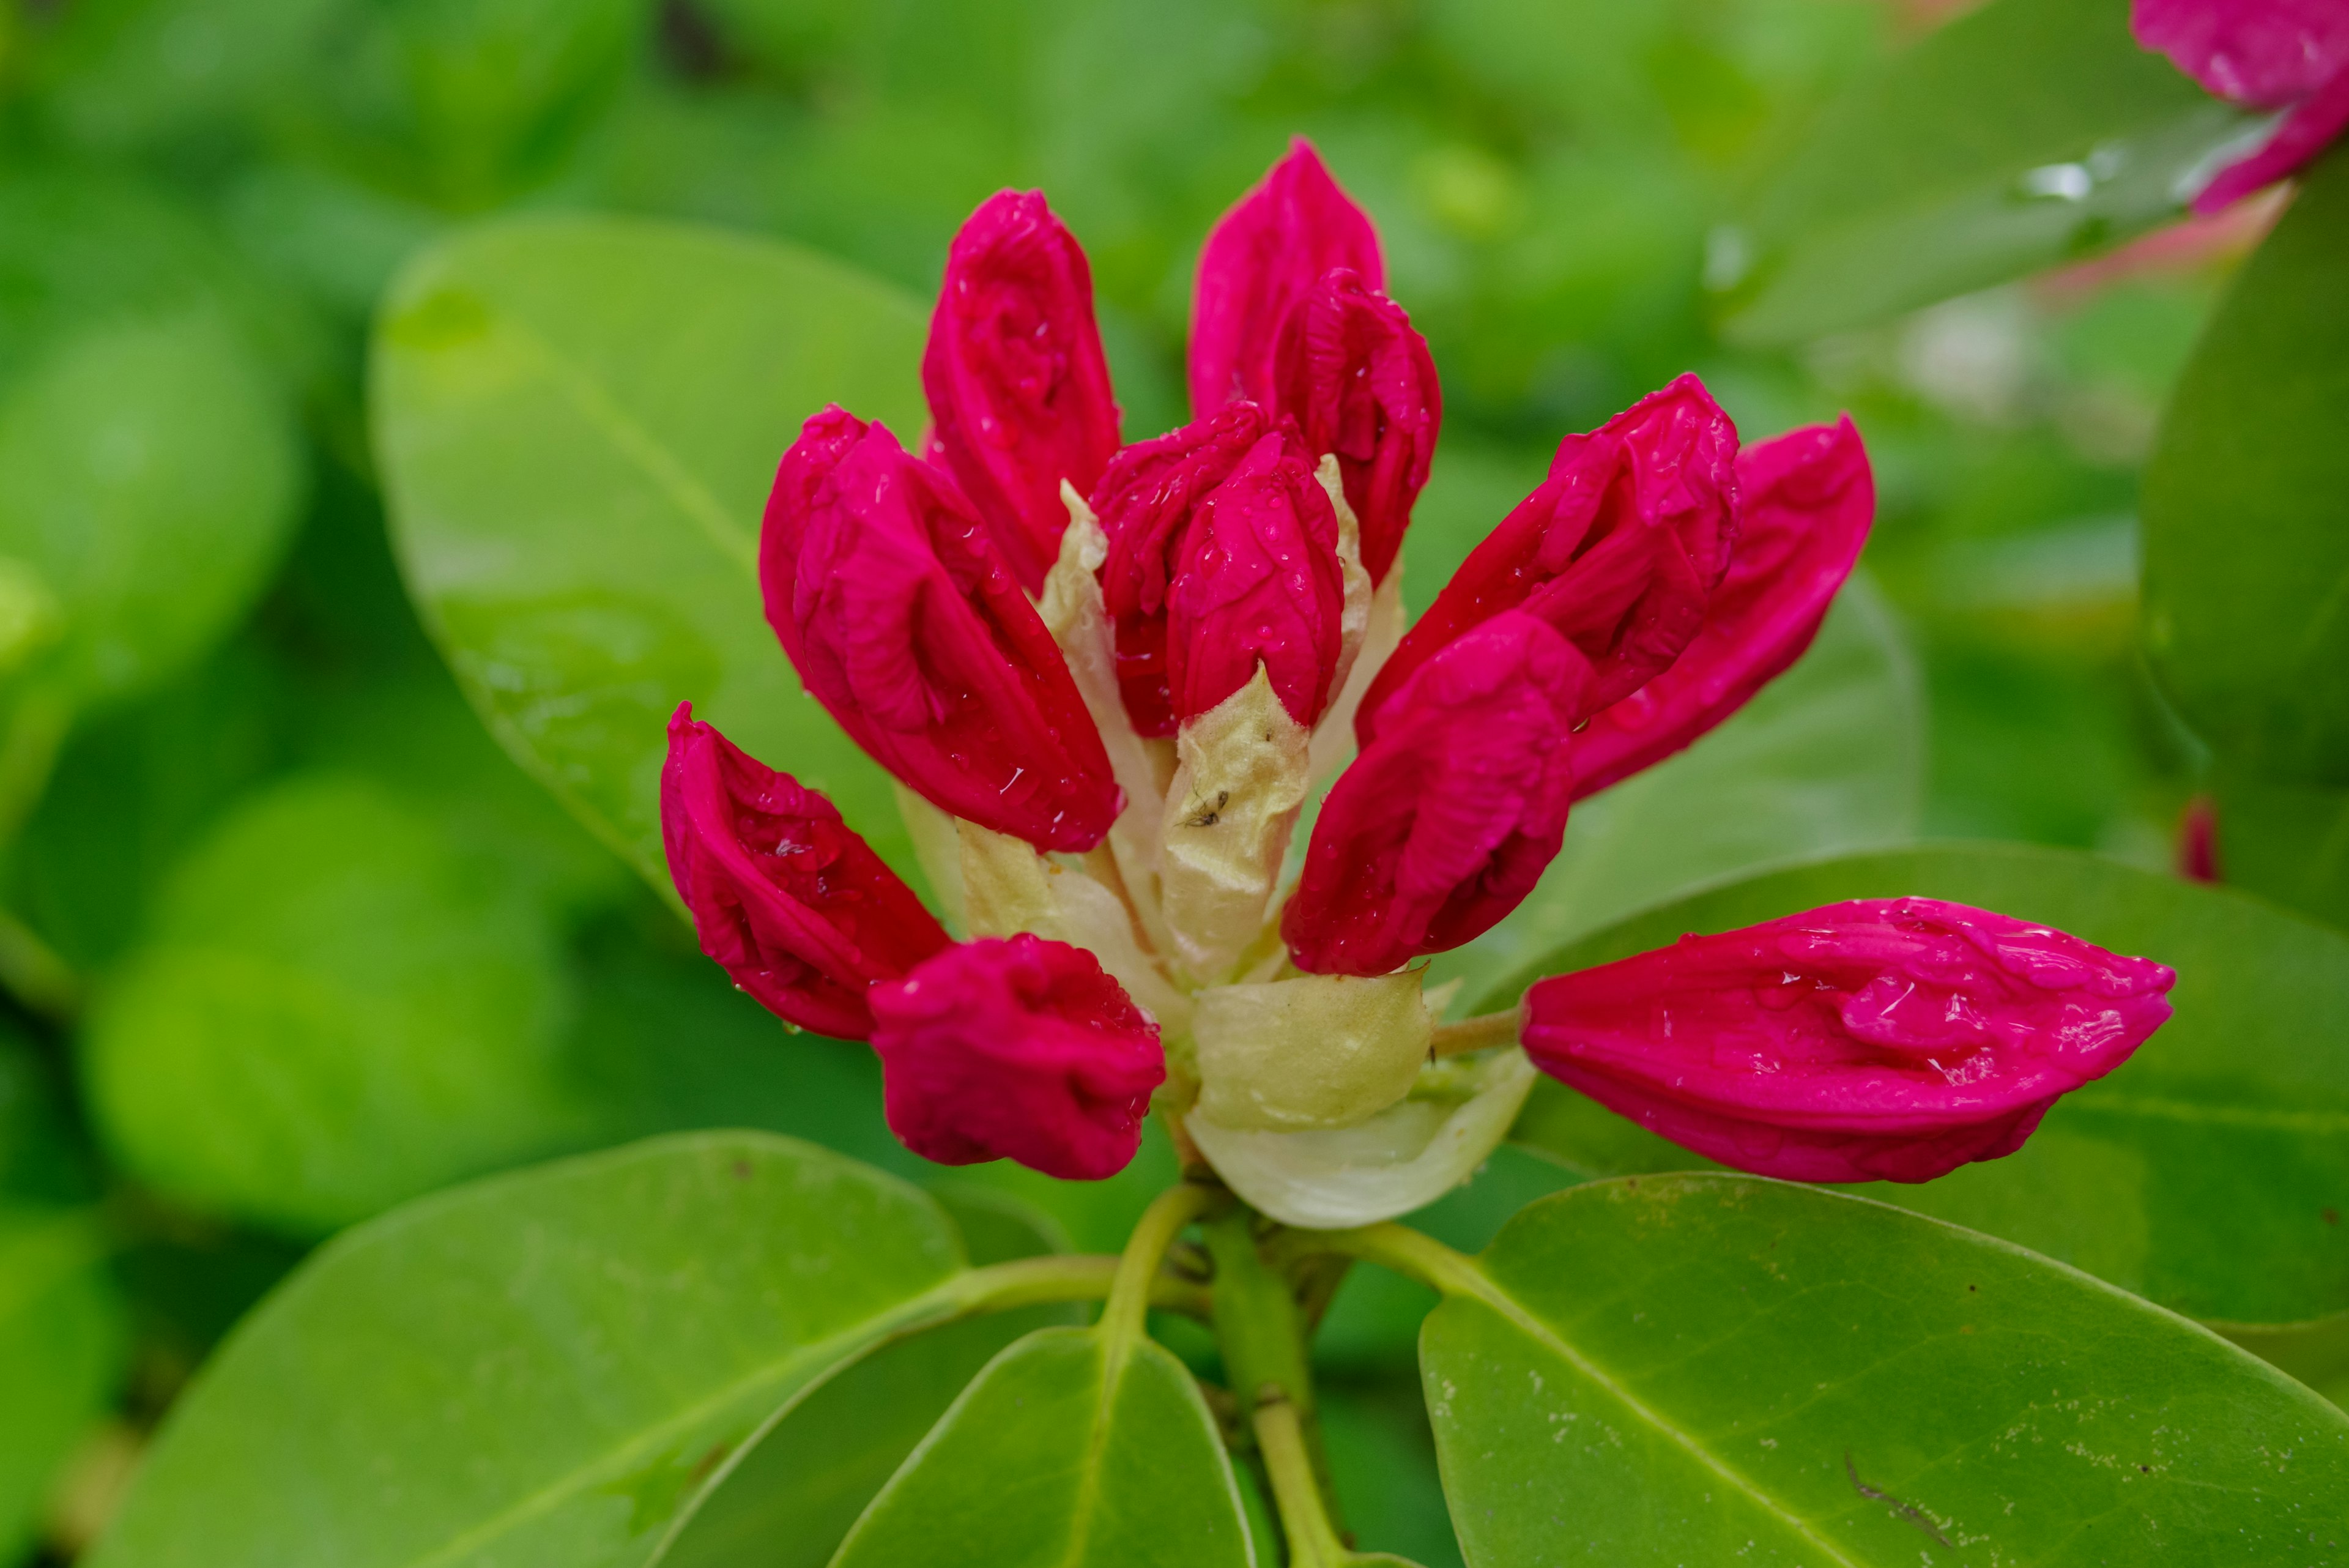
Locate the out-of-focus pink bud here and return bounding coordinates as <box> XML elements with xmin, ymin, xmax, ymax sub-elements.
<box><xmin>2177</xmin><ymin>795</ymin><xmax>2223</xmax><ymax>882</ymax></box>
<box><xmin>2134</xmin><ymin>0</ymin><xmax>2349</xmax><ymax>212</ymax></box>
<box><xmin>1094</xmin><ymin>403</ymin><xmax>1278</xmax><ymax>735</ymax></box>
<box><xmin>762</xmin><ymin>407</ymin><xmax>1121</xmax><ymax>853</ymax></box>
<box><xmin>1190</xmin><ymin>138</ymin><xmax>1382</xmax><ymax>417</ymax></box>
<box><xmin>1358</xmin><ymin>375</ymin><xmax>1738</xmax><ymax>744</ymax></box>
<box><xmin>923</xmin><ymin>191</ymin><xmax>1123</xmax><ymax>591</ymax></box>
<box><xmin>871</xmin><ymin>934</ymin><xmax>1166</xmax><ymax>1180</ymax></box>
<box><xmin>1572</xmin><ymin>417</ymin><xmax>1874</xmax><ymax>800</ymax></box>
<box><xmin>1166</xmin><ymin>430</ymin><xmax>1347</xmax><ymax>729</ymax></box>
<box><xmin>1271</xmin><ymin>268</ymin><xmax>1439</xmax><ymax>587</ymax></box>
<box><xmin>661</xmin><ymin>705</ymin><xmax>950</xmax><ymax>1039</ymax></box>
<box><xmin>1284</xmin><ymin>613</ymin><xmax>1590</xmax><ymax>976</ymax></box>
<box><xmin>1523</xmin><ymin>898</ymin><xmax>2176</xmax><ymax>1184</ymax></box>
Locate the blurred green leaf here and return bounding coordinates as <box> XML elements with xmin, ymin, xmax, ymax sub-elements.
<box><xmin>87</xmin><ymin>1131</ymin><xmax>985</xmax><ymax>1568</ymax></box>
<box><xmin>2211</xmin><ymin>767</ymin><xmax>2349</xmax><ymax>931</ymax></box>
<box><xmin>1319</xmin><ymin>1379</ymin><xmax>1461</xmax><ymax>1568</ymax></box>
<box><xmin>2143</xmin><ymin>148</ymin><xmax>2349</xmax><ymax>786</ymax></box>
<box><xmin>1423</xmin><ymin>1175</ymin><xmax>2349</xmax><ymax>1564</ymax></box>
<box><xmin>1504</xmin><ymin>844</ymin><xmax>2349</xmax><ymax>1328</ymax></box>
<box><xmin>829</xmin><ymin>1324</ymin><xmax>1256</xmax><ymax>1568</ymax></box>
<box><xmin>1428</xmin><ymin>574</ymin><xmax>1922</xmax><ymax>1008</ymax></box>
<box><xmin>1721</xmin><ymin>0</ymin><xmax>2244</xmax><ymax>345</ymax></box>
<box><xmin>81</xmin><ymin>772</ymin><xmax>583</xmax><ymax>1234</ymax></box>
<box><xmin>0</xmin><ymin>1207</ymin><xmax>126</xmax><ymax>1562</ymax></box>
<box><xmin>374</xmin><ymin>214</ymin><xmax>930</xmax><ymax>895</ymax></box>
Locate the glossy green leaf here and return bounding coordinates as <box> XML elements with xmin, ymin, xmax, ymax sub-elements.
<box><xmin>830</xmin><ymin>1323</ymin><xmax>1256</xmax><ymax>1568</ymax></box>
<box><xmin>1720</xmin><ymin>0</ymin><xmax>2246</xmax><ymax>345</ymax></box>
<box><xmin>88</xmin><ymin>1131</ymin><xmax>979</xmax><ymax>1568</ymax></box>
<box><xmin>374</xmin><ymin>215</ymin><xmax>929</xmax><ymax>892</ymax></box>
<box><xmin>82</xmin><ymin>772</ymin><xmax>583</xmax><ymax>1233</ymax></box>
<box><xmin>1426</xmin><ymin>575</ymin><xmax>1920</xmax><ymax>1008</ymax></box>
<box><xmin>1499</xmin><ymin>844</ymin><xmax>2349</xmax><ymax>1327</ymax></box>
<box><xmin>2143</xmin><ymin>148</ymin><xmax>2349</xmax><ymax>785</ymax></box>
<box><xmin>0</xmin><ymin>1208</ymin><xmax>126</xmax><ymax>1560</ymax></box>
<box><xmin>1423</xmin><ymin>1175</ymin><xmax>2349</xmax><ymax>1566</ymax></box>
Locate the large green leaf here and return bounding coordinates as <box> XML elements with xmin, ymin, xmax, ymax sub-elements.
<box><xmin>374</xmin><ymin>215</ymin><xmax>929</xmax><ymax>893</ymax></box>
<box><xmin>829</xmin><ymin>1324</ymin><xmax>1256</xmax><ymax>1568</ymax></box>
<box><xmin>2143</xmin><ymin>148</ymin><xmax>2349</xmax><ymax>786</ymax></box>
<box><xmin>1499</xmin><ymin>844</ymin><xmax>2349</xmax><ymax>1328</ymax></box>
<box><xmin>0</xmin><ymin>1208</ymin><xmax>126</xmax><ymax>1561</ymax></box>
<box><xmin>1422</xmin><ymin>1176</ymin><xmax>2349</xmax><ymax>1565</ymax></box>
<box><xmin>1425</xmin><ymin>574</ymin><xmax>1920</xmax><ymax>1008</ymax></box>
<box><xmin>81</xmin><ymin>771</ymin><xmax>584</xmax><ymax>1234</ymax></box>
<box><xmin>2208</xmin><ymin>767</ymin><xmax>2349</xmax><ymax>932</ymax></box>
<box><xmin>1719</xmin><ymin>0</ymin><xmax>2247</xmax><ymax>345</ymax></box>
<box><xmin>87</xmin><ymin>1131</ymin><xmax>983</xmax><ymax>1568</ymax></box>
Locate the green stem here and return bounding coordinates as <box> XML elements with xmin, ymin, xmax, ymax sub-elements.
<box><xmin>1428</xmin><ymin>1006</ymin><xmax>1523</xmax><ymax>1058</ymax></box>
<box><xmin>1100</xmin><ymin>1181</ymin><xmax>1221</xmax><ymax>1351</ymax></box>
<box><xmin>1253</xmin><ymin>1389</ymin><xmax>1352</xmax><ymax>1566</ymax></box>
<box><xmin>940</xmin><ymin>1247</ymin><xmax>1214</xmax><ymax>1322</ymax></box>
<box><xmin>1205</xmin><ymin>1209</ymin><xmax>1345</xmax><ymax>1545</ymax></box>
<box><xmin>1271</xmin><ymin>1221</ymin><xmax>1486</xmax><ymax>1301</ymax></box>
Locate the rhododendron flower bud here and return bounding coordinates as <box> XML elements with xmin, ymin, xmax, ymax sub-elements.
<box><xmin>2134</xmin><ymin>0</ymin><xmax>2349</xmax><ymax>213</ymax></box>
<box><xmin>924</xmin><ymin>190</ymin><xmax>1123</xmax><ymax>590</ymax></box>
<box><xmin>1573</xmin><ymin>417</ymin><xmax>1874</xmax><ymax>799</ymax></box>
<box><xmin>870</xmin><ymin>934</ymin><xmax>1165</xmax><ymax>1180</ymax></box>
<box><xmin>1190</xmin><ymin>138</ymin><xmax>1382</xmax><ymax>417</ymax></box>
<box><xmin>1094</xmin><ymin>403</ymin><xmax>1278</xmax><ymax>735</ymax></box>
<box><xmin>1271</xmin><ymin>268</ymin><xmax>1439</xmax><ymax>586</ymax></box>
<box><xmin>1285</xmin><ymin>613</ymin><xmax>1591</xmax><ymax>976</ymax></box>
<box><xmin>1165</xmin><ymin>430</ymin><xmax>1347</xmax><ymax>729</ymax></box>
<box><xmin>661</xmin><ymin>705</ymin><xmax>949</xmax><ymax>1039</ymax></box>
<box><xmin>1358</xmin><ymin>374</ymin><xmax>1737</xmax><ymax>743</ymax></box>
<box><xmin>762</xmin><ymin>407</ymin><xmax>1120</xmax><ymax>853</ymax></box>
<box><xmin>1523</xmin><ymin>898</ymin><xmax>2176</xmax><ymax>1184</ymax></box>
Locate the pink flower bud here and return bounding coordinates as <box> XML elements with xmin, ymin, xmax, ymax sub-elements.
<box><xmin>1093</xmin><ymin>403</ymin><xmax>1279</xmax><ymax>735</ymax></box>
<box><xmin>661</xmin><ymin>705</ymin><xmax>950</xmax><ymax>1039</ymax></box>
<box><xmin>762</xmin><ymin>407</ymin><xmax>1121</xmax><ymax>852</ymax></box>
<box><xmin>1271</xmin><ymin>268</ymin><xmax>1439</xmax><ymax>587</ymax></box>
<box><xmin>1284</xmin><ymin>613</ymin><xmax>1592</xmax><ymax>976</ymax></box>
<box><xmin>1190</xmin><ymin>138</ymin><xmax>1382</xmax><ymax>417</ymax></box>
<box><xmin>1358</xmin><ymin>374</ymin><xmax>1738</xmax><ymax>745</ymax></box>
<box><xmin>2134</xmin><ymin>0</ymin><xmax>2349</xmax><ymax>212</ymax></box>
<box><xmin>872</xmin><ymin>934</ymin><xmax>1166</xmax><ymax>1180</ymax></box>
<box><xmin>1572</xmin><ymin>417</ymin><xmax>1874</xmax><ymax>800</ymax></box>
<box><xmin>923</xmin><ymin>190</ymin><xmax>1123</xmax><ymax>591</ymax></box>
<box><xmin>2176</xmin><ymin>795</ymin><xmax>2222</xmax><ymax>882</ymax></box>
<box><xmin>1523</xmin><ymin>898</ymin><xmax>2176</xmax><ymax>1184</ymax></box>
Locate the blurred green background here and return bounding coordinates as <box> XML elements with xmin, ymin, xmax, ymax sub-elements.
<box><xmin>0</xmin><ymin>0</ymin><xmax>2262</xmax><ymax>1561</ymax></box>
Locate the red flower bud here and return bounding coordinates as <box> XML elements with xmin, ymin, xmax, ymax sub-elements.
<box><xmin>762</xmin><ymin>407</ymin><xmax>1121</xmax><ymax>853</ymax></box>
<box><xmin>1283</xmin><ymin>613</ymin><xmax>1591</xmax><ymax>976</ymax></box>
<box><xmin>1094</xmin><ymin>403</ymin><xmax>1278</xmax><ymax>735</ymax></box>
<box><xmin>661</xmin><ymin>705</ymin><xmax>950</xmax><ymax>1039</ymax></box>
<box><xmin>1190</xmin><ymin>138</ymin><xmax>1382</xmax><ymax>417</ymax></box>
<box><xmin>923</xmin><ymin>190</ymin><xmax>1123</xmax><ymax>591</ymax></box>
<box><xmin>1572</xmin><ymin>417</ymin><xmax>1874</xmax><ymax>799</ymax></box>
<box><xmin>1358</xmin><ymin>374</ymin><xmax>1739</xmax><ymax>745</ymax></box>
<box><xmin>1271</xmin><ymin>268</ymin><xmax>1439</xmax><ymax>587</ymax></box>
<box><xmin>872</xmin><ymin>934</ymin><xmax>1166</xmax><ymax>1180</ymax></box>
<box><xmin>1523</xmin><ymin>898</ymin><xmax>2176</xmax><ymax>1184</ymax></box>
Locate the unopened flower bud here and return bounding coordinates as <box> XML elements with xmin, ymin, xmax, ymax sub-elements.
<box><xmin>762</xmin><ymin>407</ymin><xmax>1121</xmax><ymax>853</ymax></box>
<box><xmin>1572</xmin><ymin>416</ymin><xmax>1874</xmax><ymax>798</ymax></box>
<box><xmin>1358</xmin><ymin>374</ymin><xmax>1737</xmax><ymax>743</ymax></box>
<box><xmin>1270</xmin><ymin>268</ymin><xmax>1439</xmax><ymax>586</ymax></box>
<box><xmin>924</xmin><ymin>190</ymin><xmax>1122</xmax><ymax>590</ymax></box>
<box><xmin>1285</xmin><ymin>613</ymin><xmax>1591</xmax><ymax>976</ymax></box>
<box><xmin>661</xmin><ymin>705</ymin><xmax>949</xmax><ymax>1039</ymax></box>
<box><xmin>1523</xmin><ymin>897</ymin><xmax>2176</xmax><ymax>1183</ymax></box>
<box><xmin>871</xmin><ymin>934</ymin><xmax>1165</xmax><ymax>1180</ymax></box>
<box><xmin>1190</xmin><ymin>138</ymin><xmax>1382</xmax><ymax>417</ymax></box>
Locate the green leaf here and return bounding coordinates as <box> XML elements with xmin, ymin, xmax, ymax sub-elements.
<box><xmin>2207</xmin><ymin>766</ymin><xmax>2349</xmax><ymax>932</ymax></box>
<box><xmin>81</xmin><ymin>771</ymin><xmax>584</xmax><ymax>1233</ymax></box>
<box><xmin>1425</xmin><ymin>574</ymin><xmax>1921</xmax><ymax>1007</ymax></box>
<box><xmin>2143</xmin><ymin>147</ymin><xmax>2349</xmax><ymax>786</ymax></box>
<box><xmin>1499</xmin><ymin>844</ymin><xmax>2349</xmax><ymax>1328</ymax></box>
<box><xmin>1720</xmin><ymin>0</ymin><xmax>2247</xmax><ymax>345</ymax></box>
<box><xmin>88</xmin><ymin>1131</ymin><xmax>978</xmax><ymax>1568</ymax></box>
<box><xmin>1422</xmin><ymin>1175</ymin><xmax>2349</xmax><ymax>1565</ymax></box>
<box><xmin>374</xmin><ymin>214</ymin><xmax>930</xmax><ymax>894</ymax></box>
<box><xmin>829</xmin><ymin>1324</ymin><xmax>1256</xmax><ymax>1568</ymax></box>
<box><xmin>0</xmin><ymin>1207</ymin><xmax>126</xmax><ymax>1560</ymax></box>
